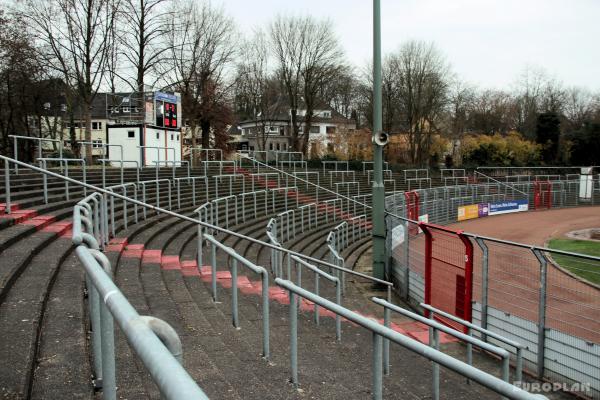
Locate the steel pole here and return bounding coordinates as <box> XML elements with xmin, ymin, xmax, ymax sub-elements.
<box><xmin>372</xmin><ymin>0</ymin><xmax>386</xmax><ymax>281</ymax></box>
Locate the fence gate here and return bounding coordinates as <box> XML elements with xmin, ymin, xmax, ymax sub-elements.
<box><xmin>405</xmin><ymin>191</ymin><xmax>420</xmax><ymax>234</ymax></box>
<box><xmin>534</xmin><ymin>180</ymin><xmax>552</xmax><ymax>209</ymax></box>
<box><xmin>420</xmin><ymin>223</ymin><xmax>474</xmax><ymax>332</ymax></box>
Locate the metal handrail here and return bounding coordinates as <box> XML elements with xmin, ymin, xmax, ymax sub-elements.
<box><xmin>290</xmin><ymin>255</ymin><xmax>341</xmax><ymax>340</ymax></box>
<box><xmin>138</xmin><ymin>179</ymin><xmax>171</xmax><ymax>216</ymax></box>
<box><xmin>276</xmin><ymin>279</ymin><xmax>545</xmax><ymax>400</ymax></box>
<box><xmin>202</xmin><ymin>234</ymin><xmax>270</xmax><ymax>359</ymax></box>
<box><xmin>98</xmin><ymin>158</ymin><xmax>139</xmax><ymax>188</ymax></box>
<box><xmin>202</xmin><ymin>160</ymin><xmax>235</xmax><ymax>176</ymax></box>
<box><xmin>322</xmin><ymin>160</ymin><xmax>349</xmax><ymax>172</ymax></box>
<box><xmin>9</xmin><ymin>134</ymin><xmax>63</xmax><ymax>174</ymax></box>
<box><xmin>174</xmin><ymin>176</ymin><xmax>208</xmax><ymax>207</ymax></box>
<box><xmin>421</xmin><ymin>302</ymin><xmax>524</xmax><ymax>382</ymax></box>
<box><xmin>4</xmin><ymin>156</ymin><xmax>392</xmax><ymax>282</ymax></box>
<box><xmin>37</xmin><ymin>157</ymin><xmax>87</xmax><ymax>201</ymax></box>
<box><xmin>106</xmin><ymin>182</ymin><xmax>138</xmax><ymax>233</ymax></box>
<box><xmin>474</xmin><ymin>170</ymin><xmax>529</xmax><ymax>197</ymax></box>
<box><xmin>75</xmin><ymin>246</ymin><xmax>209</xmax><ymax>400</ymax></box>
<box><xmin>372</xmin><ymin>297</ymin><xmax>512</xmax><ymax>399</ymax></box>
<box><xmin>152</xmin><ymin>160</ymin><xmax>190</xmax><ymax>181</ymax></box>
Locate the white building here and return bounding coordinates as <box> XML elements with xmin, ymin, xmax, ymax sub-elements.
<box><xmin>106</xmin><ymin>92</ymin><xmax>182</xmax><ymax>166</ymax></box>
<box><xmin>64</xmin><ymin>91</ymin><xmax>183</xmax><ymax>166</ymax></box>
<box><xmin>238</xmin><ymin>104</ymin><xmax>356</xmax><ymax>157</ymax></box>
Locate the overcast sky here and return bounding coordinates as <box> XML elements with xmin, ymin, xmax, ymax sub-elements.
<box><xmin>217</xmin><ymin>0</ymin><xmax>600</xmax><ymax>90</ymax></box>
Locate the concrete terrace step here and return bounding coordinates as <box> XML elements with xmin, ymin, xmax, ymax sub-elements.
<box><xmin>0</xmin><ymin>238</ymin><xmax>79</xmax><ymax>399</ymax></box>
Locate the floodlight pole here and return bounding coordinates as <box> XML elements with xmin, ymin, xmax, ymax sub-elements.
<box><xmin>372</xmin><ymin>0</ymin><xmax>386</xmax><ymax>281</ymax></box>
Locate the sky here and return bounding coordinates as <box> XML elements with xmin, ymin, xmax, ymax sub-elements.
<box><xmin>216</xmin><ymin>0</ymin><xmax>600</xmax><ymax>90</ymax></box>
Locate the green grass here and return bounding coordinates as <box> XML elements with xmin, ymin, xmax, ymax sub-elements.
<box><xmin>548</xmin><ymin>239</ymin><xmax>600</xmax><ymax>285</ymax></box>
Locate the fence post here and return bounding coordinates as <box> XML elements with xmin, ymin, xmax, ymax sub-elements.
<box><xmin>403</xmin><ymin>220</ymin><xmax>410</xmax><ymax>301</ymax></box>
<box><xmin>474</xmin><ymin>237</ymin><xmax>489</xmax><ymax>339</ymax></box>
<box><xmin>532</xmin><ymin>249</ymin><xmax>548</xmax><ymax>379</ymax></box>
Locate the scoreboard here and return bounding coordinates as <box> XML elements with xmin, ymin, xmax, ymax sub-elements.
<box><xmin>154</xmin><ymin>92</ymin><xmax>178</xmax><ymax>128</ymax></box>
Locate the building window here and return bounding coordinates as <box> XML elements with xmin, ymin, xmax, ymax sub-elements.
<box><xmin>92</xmin><ymin>121</ymin><xmax>102</xmax><ymax>130</ymax></box>
<box><xmin>283</xmin><ymin>143</ymin><xmax>287</xmax><ymax>150</ymax></box>
<box><xmin>326</xmin><ymin>126</ymin><xmax>336</xmax><ymax>134</ymax></box>
<box><xmin>269</xmin><ymin>126</ymin><xmax>277</xmax><ymax>132</ymax></box>
<box><xmin>310</xmin><ymin>126</ymin><xmax>320</xmax><ymax>134</ymax></box>
<box><xmin>122</xmin><ymin>107</ymin><xmax>130</xmax><ymax>113</ymax></box>
<box><xmin>127</xmin><ymin>131</ymin><xmax>135</xmax><ymax>138</ymax></box>
<box><xmin>269</xmin><ymin>142</ymin><xmax>273</xmax><ymax>150</ymax></box>
<box><xmin>276</xmin><ymin>143</ymin><xmax>280</xmax><ymax>151</ymax></box>
<box><xmin>92</xmin><ymin>140</ymin><xmax>103</xmax><ymax>148</ymax></box>
<box><xmin>171</xmin><ymin>134</ymin><xmax>174</xmax><ymax>140</ymax></box>
<box><xmin>176</xmin><ymin>134</ymin><xmax>179</xmax><ymax>141</ymax></box>
<box><xmin>280</xmin><ymin>127</ymin><xmax>285</xmax><ymax>135</ymax></box>
<box><xmin>155</xmin><ymin>132</ymin><xmax>159</xmax><ymax>139</ymax></box>
<box><xmin>322</xmin><ymin>111</ymin><xmax>331</xmax><ymax>118</ymax></box>
<box><xmin>250</xmin><ymin>146</ymin><xmax>255</xmax><ymax>151</ymax></box>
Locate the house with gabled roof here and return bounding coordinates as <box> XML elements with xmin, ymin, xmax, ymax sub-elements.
<box><xmin>238</xmin><ymin>100</ymin><xmax>356</xmax><ymax>157</ymax></box>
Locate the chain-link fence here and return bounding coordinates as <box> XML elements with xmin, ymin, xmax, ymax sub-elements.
<box><xmin>386</xmin><ymin>177</ymin><xmax>600</xmax><ymax>399</ymax></box>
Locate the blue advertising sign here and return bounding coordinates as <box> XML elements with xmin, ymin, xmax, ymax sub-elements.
<box><xmin>154</xmin><ymin>91</ymin><xmax>178</xmax><ymax>103</ymax></box>
<box><xmin>488</xmin><ymin>199</ymin><xmax>529</xmax><ymax>216</ymax></box>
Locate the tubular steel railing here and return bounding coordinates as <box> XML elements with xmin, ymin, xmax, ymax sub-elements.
<box><xmin>372</xmin><ymin>297</ymin><xmax>512</xmax><ymax>400</ymax></box>
<box><xmin>9</xmin><ymin>134</ymin><xmax>63</xmax><ymax>174</ymax></box>
<box><xmin>420</xmin><ymin>302</ymin><xmax>525</xmax><ymax>383</ymax></box>
<box><xmin>202</xmin><ymin>234</ymin><xmax>270</xmax><ymax>359</ymax></box>
<box><xmin>3</xmin><ymin>155</ymin><xmax>598</xmax><ymax>399</ymax></box>
<box><xmin>276</xmin><ymin>279</ymin><xmax>546</xmax><ymax>400</ymax></box>
<box><xmin>72</xmin><ymin>202</ymin><xmax>208</xmax><ymax>400</ymax></box>
<box><xmin>38</xmin><ymin>157</ymin><xmax>87</xmax><ymax>202</ymax></box>
<box><xmin>98</xmin><ymin>159</ymin><xmax>139</xmax><ymax>188</ymax></box>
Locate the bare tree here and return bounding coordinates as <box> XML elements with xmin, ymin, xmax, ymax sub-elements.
<box><xmin>269</xmin><ymin>15</ymin><xmax>344</xmax><ymax>154</ymax></box>
<box><xmin>235</xmin><ymin>30</ymin><xmax>276</xmax><ymax>151</ymax></box>
<box><xmin>22</xmin><ymin>0</ymin><xmax>118</xmax><ymax>164</ymax></box>
<box><xmin>444</xmin><ymin>79</ymin><xmax>475</xmax><ymax>161</ymax></box>
<box><xmin>162</xmin><ymin>0</ymin><xmax>236</xmax><ymax>151</ymax></box>
<box><xmin>390</xmin><ymin>40</ymin><xmax>450</xmax><ymax>165</ymax></box>
<box><xmin>120</xmin><ymin>0</ymin><xmax>172</xmax><ymax>94</ymax></box>
<box><xmin>468</xmin><ymin>89</ymin><xmax>513</xmax><ymax>135</ymax></box>
<box><xmin>0</xmin><ymin>10</ymin><xmax>46</xmax><ymax>157</ymax></box>
<box><xmin>563</xmin><ymin>87</ymin><xmax>594</xmax><ymax>131</ymax></box>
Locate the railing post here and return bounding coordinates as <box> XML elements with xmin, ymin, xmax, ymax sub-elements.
<box><xmin>13</xmin><ymin>136</ymin><xmax>18</xmax><ymax>174</ymax></box>
<box><xmin>383</xmin><ymin>305</ymin><xmax>390</xmax><ymax>375</ymax></box>
<box><xmin>372</xmin><ymin>332</ymin><xmax>383</xmax><ymax>400</ymax></box>
<box><xmin>289</xmin><ymin>290</ymin><xmax>298</xmax><ymax>388</ymax></box>
<box><xmin>4</xmin><ymin>159</ymin><xmax>10</xmax><ymax>214</ymax></box>
<box><xmin>475</xmin><ymin>238</ymin><xmax>489</xmax><ymax>338</ymax></box>
<box><xmin>335</xmin><ymin>281</ymin><xmax>342</xmax><ymax>342</ymax></box>
<box><xmin>197</xmin><ymin>224</ymin><xmax>203</xmax><ymax>270</ymax></box>
<box><xmin>42</xmin><ymin>160</ymin><xmax>48</xmax><ymax>204</ymax></box>
<box><xmin>211</xmin><ymin>243</ymin><xmax>217</xmax><ymax>302</ymax></box>
<box><xmin>314</xmin><ymin>273</ymin><xmax>320</xmax><ymax>325</ymax></box>
<box><xmin>532</xmin><ymin>249</ymin><xmax>548</xmax><ymax>379</ymax></box>
<box><xmin>231</xmin><ymin>258</ymin><xmax>239</xmax><ymax>328</ymax></box>
<box><xmin>429</xmin><ymin>321</ymin><xmax>440</xmax><ymax>400</ymax></box>
<box><xmin>92</xmin><ymin>251</ymin><xmax>116</xmax><ymax>400</ymax></box>
<box><xmin>89</xmin><ymin>280</ymin><xmax>103</xmax><ymax>387</ymax></box>
<box><xmin>261</xmin><ymin>271</ymin><xmax>270</xmax><ymax>360</ymax></box>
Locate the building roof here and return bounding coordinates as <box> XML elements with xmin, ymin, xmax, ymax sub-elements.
<box><xmin>240</xmin><ymin>99</ymin><xmax>355</xmax><ymax>126</ymax></box>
